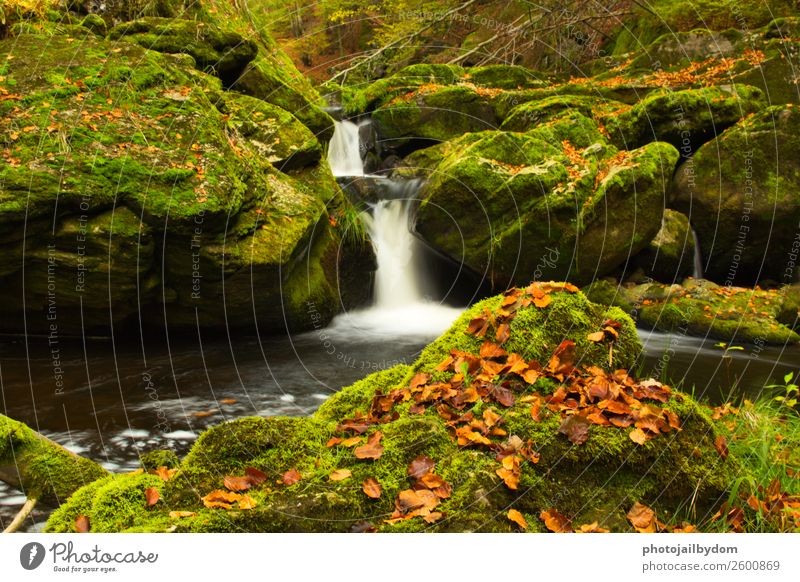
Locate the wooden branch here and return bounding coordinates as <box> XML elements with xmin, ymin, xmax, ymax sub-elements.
<box><xmin>0</xmin><ymin>414</ymin><xmax>108</xmax><ymax>504</ymax></box>
<box><xmin>2</xmin><ymin>497</ymin><xmax>37</xmax><ymax>534</ymax></box>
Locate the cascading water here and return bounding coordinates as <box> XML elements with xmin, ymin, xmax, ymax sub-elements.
<box><xmin>326</xmin><ymin>121</ymin><xmax>463</xmax><ymax>338</ymax></box>
<box><xmin>327</xmin><ymin>120</ymin><xmax>365</xmax><ymax>177</ymax></box>
<box><xmin>691</xmin><ymin>228</ymin><xmax>704</xmax><ymax>279</ymax></box>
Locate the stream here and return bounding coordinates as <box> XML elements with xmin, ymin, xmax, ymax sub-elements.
<box><xmin>3</xmin><ymin>119</ymin><xmax>800</xmax><ymax>530</ymax></box>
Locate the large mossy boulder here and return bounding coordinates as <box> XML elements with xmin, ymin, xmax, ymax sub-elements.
<box><xmin>672</xmin><ymin>106</ymin><xmax>800</xmax><ymax>285</ymax></box>
<box><xmin>0</xmin><ymin>33</ymin><xmax>364</xmax><ymax>334</ymax></box>
<box><xmin>412</xmin><ymin>114</ymin><xmax>679</xmax><ymax>288</ymax></box>
<box><xmin>604</xmin><ymin>85</ymin><xmax>765</xmax><ymax>153</ymax></box>
<box><xmin>45</xmin><ymin>284</ymin><xmax>735</xmax><ymax>532</ymax></box>
<box><xmin>108</xmin><ymin>17</ymin><xmax>258</xmax><ymax>85</ymax></box>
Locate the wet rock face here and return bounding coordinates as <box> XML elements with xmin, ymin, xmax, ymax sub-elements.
<box><xmin>630</xmin><ymin>209</ymin><xmax>696</xmax><ymax>283</ymax></box>
<box><xmin>0</xmin><ymin>30</ymin><xmax>365</xmax><ymax>335</ymax></box>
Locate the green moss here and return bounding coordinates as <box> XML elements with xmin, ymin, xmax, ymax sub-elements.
<box><xmin>45</xmin><ymin>473</ymin><xmax>166</xmax><ymax>533</ymax></box>
<box><xmin>0</xmin><ymin>414</ymin><xmax>108</xmax><ymax>502</ymax></box>
<box><xmin>316</xmin><ymin>365</ymin><xmax>411</xmax><ymax>422</ymax></box>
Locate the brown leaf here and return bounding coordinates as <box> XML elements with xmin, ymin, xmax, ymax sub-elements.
<box><xmin>540</xmin><ymin>509</ymin><xmax>571</xmax><ymax>533</ymax></box>
<box><xmin>715</xmin><ymin>435</ymin><xmax>729</xmax><ymax>459</ymax></box>
<box><xmin>145</xmin><ymin>487</ymin><xmax>160</xmax><ymax>507</ymax></box>
<box><xmin>75</xmin><ymin>514</ymin><xmax>90</xmax><ymax>533</ymax></box>
<box><xmin>245</xmin><ymin>466</ymin><xmax>267</xmax><ymax>485</ymax></box>
<box><xmin>329</xmin><ymin>469</ymin><xmax>352</xmax><ymax>481</ymax></box>
<box><xmin>351</xmin><ymin>521</ymin><xmax>377</xmax><ymax>533</ymax></box>
<box><xmin>488</xmin><ymin>383</ymin><xmax>516</xmax><ymax>407</ymax></box>
<box><xmin>408</xmin><ymin>456</ymin><xmax>436</xmax><ymax>479</ymax></box>
<box><xmin>507</xmin><ymin>509</ymin><xmax>528</xmax><ymax>530</ymax></box>
<box><xmin>354</xmin><ymin>430</ymin><xmax>384</xmax><ymax>460</ymax></box>
<box><xmin>224</xmin><ymin>475</ymin><xmax>253</xmax><ymax>491</ymax></box>
<box><xmin>396</xmin><ymin>489</ymin><xmax>426</xmax><ymax>513</ymax></box>
<box><xmin>467</xmin><ymin>316</ymin><xmax>489</xmax><ymax>336</ymax></box>
<box><xmin>548</xmin><ymin>340</ymin><xmax>576</xmax><ymax>374</ymax></box>
<box><xmin>362</xmin><ymin>478</ymin><xmax>382</xmax><ymax>499</ymax></box>
<box><xmin>558</xmin><ymin>415</ymin><xmax>590</xmax><ymax>445</ymax></box>
<box><xmin>282</xmin><ymin>468</ymin><xmax>302</xmax><ymax>485</ymax></box>
<box><xmin>627</xmin><ymin>502</ymin><xmax>657</xmax><ymax>533</ymax></box>
<box><xmin>169</xmin><ymin>511</ymin><xmax>197</xmax><ymax>518</ymax></box>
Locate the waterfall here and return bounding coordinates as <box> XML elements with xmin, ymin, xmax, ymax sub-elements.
<box><xmin>327</xmin><ymin>120</ymin><xmax>365</xmax><ymax>177</ymax></box>
<box><xmin>691</xmin><ymin>228</ymin><xmax>704</xmax><ymax>279</ymax></box>
<box><xmin>325</xmin><ymin>123</ymin><xmax>463</xmax><ymax>338</ymax></box>
<box><xmin>365</xmin><ymin>199</ymin><xmax>424</xmax><ymax>307</ymax></box>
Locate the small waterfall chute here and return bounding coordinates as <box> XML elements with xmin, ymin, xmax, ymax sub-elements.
<box><xmin>327</xmin><ymin>120</ymin><xmax>365</xmax><ymax>177</ymax></box>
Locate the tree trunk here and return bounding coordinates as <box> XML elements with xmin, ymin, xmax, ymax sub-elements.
<box><xmin>0</xmin><ymin>414</ymin><xmax>108</xmax><ymax>504</ymax></box>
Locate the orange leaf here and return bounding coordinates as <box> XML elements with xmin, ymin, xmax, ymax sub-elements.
<box><xmin>145</xmin><ymin>487</ymin><xmax>160</xmax><ymax>507</ymax></box>
<box><xmin>629</xmin><ymin>428</ymin><xmax>648</xmax><ymax>445</ymax></box>
<box><xmin>224</xmin><ymin>475</ymin><xmax>253</xmax><ymax>491</ymax></box>
<box><xmin>480</xmin><ymin>341</ymin><xmax>507</xmax><ymax>359</ymax></box>
<box><xmin>408</xmin><ymin>456</ymin><xmax>435</xmax><ymax>478</ymax></box>
<box><xmin>202</xmin><ymin>489</ymin><xmax>242</xmax><ymax>510</ymax></box>
<box><xmin>587</xmin><ymin>331</ymin><xmax>606</xmax><ymax>342</ymax></box>
<box><xmin>169</xmin><ymin>511</ymin><xmax>197</xmax><ymax>518</ymax></box>
<box><xmin>362</xmin><ymin>478</ymin><xmax>382</xmax><ymax>499</ymax></box>
<box><xmin>507</xmin><ymin>509</ymin><xmax>528</xmax><ymax>530</ymax></box>
<box><xmin>354</xmin><ymin>431</ymin><xmax>384</xmax><ymax>460</ymax></box>
<box><xmin>75</xmin><ymin>515</ymin><xmax>90</xmax><ymax>533</ymax></box>
<box><xmin>627</xmin><ymin>502</ymin><xmax>657</xmax><ymax>533</ymax></box>
<box><xmin>282</xmin><ymin>468</ymin><xmax>302</xmax><ymax>485</ymax></box>
<box><xmin>540</xmin><ymin>509</ymin><xmax>571</xmax><ymax>533</ymax></box>
<box><xmin>330</xmin><ymin>469</ymin><xmax>352</xmax><ymax>481</ymax></box>
<box><xmin>238</xmin><ymin>494</ymin><xmax>257</xmax><ymax>510</ymax></box>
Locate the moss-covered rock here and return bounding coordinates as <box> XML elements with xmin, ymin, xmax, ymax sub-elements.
<box><xmin>413</xmin><ymin>117</ymin><xmax>679</xmax><ymax>288</ymax></box>
<box><xmin>631</xmin><ymin>209</ymin><xmax>696</xmax><ymax>282</ymax></box>
<box><xmin>0</xmin><ymin>414</ymin><xmax>109</xmax><ymax>503</ymax></box>
<box><xmin>586</xmin><ymin>279</ymin><xmax>800</xmax><ymax>345</ymax></box>
<box><xmin>672</xmin><ymin>106</ymin><xmax>800</xmax><ymax>285</ymax></box>
<box><xmin>0</xmin><ymin>33</ymin><xmax>367</xmax><ymax>333</ymax></box>
<box><xmin>108</xmin><ymin>17</ymin><xmax>258</xmax><ymax>85</ymax></box>
<box><xmin>46</xmin><ymin>286</ymin><xmax>738</xmax><ymax>532</ymax></box>
<box><xmin>604</xmin><ymin>85</ymin><xmax>765</xmax><ymax>153</ymax></box>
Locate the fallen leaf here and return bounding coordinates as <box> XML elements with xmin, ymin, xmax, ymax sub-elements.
<box><xmin>587</xmin><ymin>331</ymin><xmax>606</xmax><ymax>342</ymax></box>
<box><xmin>75</xmin><ymin>515</ymin><xmax>90</xmax><ymax>533</ymax></box>
<box><xmin>354</xmin><ymin>431</ymin><xmax>384</xmax><ymax>460</ymax></box>
<box><xmin>362</xmin><ymin>478</ymin><xmax>382</xmax><ymax>499</ymax></box>
<box><xmin>629</xmin><ymin>427</ymin><xmax>648</xmax><ymax>445</ymax></box>
<box><xmin>224</xmin><ymin>475</ymin><xmax>252</xmax><ymax>491</ymax></box>
<box><xmin>507</xmin><ymin>509</ymin><xmax>528</xmax><ymax>530</ymax></box>
<box><xmin>576</xmin><ymin>521</ymin><xmax>609</xmax><ymax>533</ymax></box>
<box><xmin>154</xmin><ymin>466</ymin><xmax>177</xmax><ymax>481</ymax></box>
<box><xmin>558</xmin><ymin>415</ymin><xmax>590</xmax><ymax>445</ymax></box>
<box><xmin>245</xmin><ymin>466</ymin><xmax>267</xmax><ymax>485</ymax></box>
<box><xmin>408</xmin><ymin>456</ymin><xmax>435</xmax><ymax>479</ymax></box>
<box><xmin>540</xmin><ymin>509</ymin><xmax>571</xmax><ymax>533</ymax></box>
<box><xmin>169</xmin><ymin>511</ymin><xmax>197</xmax><ymax>518</ymax></box>
<box><xmin>238</xmin><ymin>494</ymin><xmax>257</xmax><ymax>510</ymax></box>
<box><xmin>202</xmin><ymin>489</ymin><xmax>242</xmax><ymax>509</ymax></box>
<box><xmin>330</xmin><ymin>469</ymin><xmax>352</xmax><ymax>481</ymax></box>
<box><xmin>627</xmin><ymin>502</ymin><xmax>657</xmax><ymax>533</ymax></box>
<box><xmin>145</xmin><ymin>487</ymin><xmax>160</xmax><ymax>507</ymax></box>
<box><xmin>282</xmin><ymin>468</ymin><xmax>302</xmax><ymax>485</ymax></box>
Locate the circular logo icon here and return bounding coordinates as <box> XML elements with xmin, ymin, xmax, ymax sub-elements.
<box><xmin>19</xmin><ymin>542</ymin><xmax>46</xmax><ymax>570</ymax></box>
